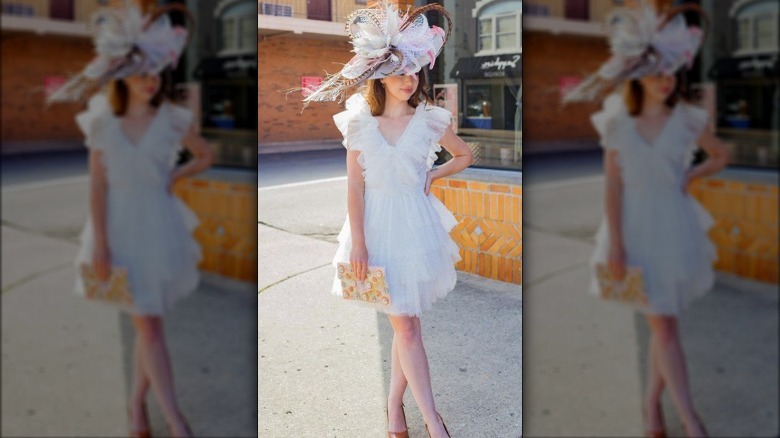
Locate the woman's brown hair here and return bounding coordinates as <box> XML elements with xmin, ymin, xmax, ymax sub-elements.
<box><xmin>363</xmin><ymin>71</ymin><xmax>433</xmax><ymax>116</ymax></box>
<box><xmin>107</xmin><ymin>69</ymin><xmax>177</xmax><ymax>116</ymax></box>
<box><xmin>622</xmin><ymin>67</ymin><xmax>689</xmax><ymax>116</ymax></box>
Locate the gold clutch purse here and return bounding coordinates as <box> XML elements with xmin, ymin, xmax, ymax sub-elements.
<box><xmin>336</xmin><ymin>262</ymin><xmax>391</xmax><ymax>306</ymax></box>
<box><xmin>79</xmin><ymin>263</ymin><xmax>133</xmax><ymax>307</ymax></box>
<box><xmin>595</xmin><ymin>263</ymin><xmax>648</xmax><ymax>308</ymax></box>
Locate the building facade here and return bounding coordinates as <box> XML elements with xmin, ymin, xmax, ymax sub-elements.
<box><xmin>258</xmin><ymin>0</ymin><xmax>521</xmax><ymax>170</ymax></box>
<box><xmin>1</xmin><ymin>0</ymin><xmax>105</xmax><ymax>154</ymax></box>
<box><xmin>258</xmin><ymin>0</ymin><xmax>404</xmax><ymax>149</ymax></box>
<box><xmin>521</xmin><ymin>0</ymin><xmax>617</xmax><ymax>153</ymax></box>
<box><xmin>699</xmin><ymin>0</ymin><xmax>779</xmax><ymax>169</ymax></box>
<box><xmin>1</xmin><ymin>0</ymin><xmax>257</xmax><ymax>168</ymax></box>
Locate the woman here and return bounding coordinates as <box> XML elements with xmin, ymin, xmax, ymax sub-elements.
<box><xmin>303</xmin><ymin>2</ymin><xmax>472</xmax><ymax>437</ymax></box>
<box><xmin>563</xmin><ymin>3</ymin><xmax>729</xmax><ymax>437</ymax></box>
<box><xmin>48</xmin><ymin>4</ymin><xmax>213</xmax><ymax>437</ymax></box>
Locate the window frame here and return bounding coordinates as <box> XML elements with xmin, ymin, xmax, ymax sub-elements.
<box><xmin>475</xmin><ymin>10</ymin><xmax>521</xmax><ymax>56</ymax></box>
<box><xmin>732</xmin><ymin>3</ymin><xmax>779</xmax><ymax>55</ymax></box>
<box><xmin>218</xmin><ymin>1</ymin><xmax>256</xmax><ymax>57</ymax></box>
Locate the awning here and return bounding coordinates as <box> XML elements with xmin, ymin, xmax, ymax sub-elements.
<box><xmin>450</xmin><ymin>53</ymin><xmax>521</xmax><ymax>80</ymax></box>
<box><xmin>708</xmin><ymin>54</ymin><xmax>780</xmax><ymax>80</ymax></box>
<box><xmin>194</xmin><ymin>55</ymin><xmax>257</xmax><ymax>79</ymax></box>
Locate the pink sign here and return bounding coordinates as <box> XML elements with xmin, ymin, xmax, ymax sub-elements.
<box><xmin>44</xmin><ymin>76</ymin><xmax>67</xmax><ymax>98</ymax></box>
<box><xmin>301</xmin><ymin>76</ymin><xmax>323</xmax><ymax>96</ymax></box>
<box><xmin>559</xmin><ymin>76</ymin><xmax>581</xmax><ymax>99</ymax></box>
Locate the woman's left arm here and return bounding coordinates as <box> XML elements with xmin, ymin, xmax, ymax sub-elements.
<box><xmin>684</xmin><ymin>129</ymin><xmax>730</xmax><ymax>192</ymax></box>
<box><xmin>169</xmin><ymin>124</ymin><xmax>215</xmax><ymax>192</ymax></box>
<box><xmin>425</xmin><ymin>127</ymin><xmax>474</xmax><ymax>195</ymax></box>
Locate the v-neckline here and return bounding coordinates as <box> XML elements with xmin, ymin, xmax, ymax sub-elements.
<box><xmin>117</xmin><ymin>105</ymin><xmax>163</xmax><ymax>149</ymax></box>
<box><xmin>632</xmin><ymin>105</ymin><xmax>677</xmax><ymax>148</ymax></box>
<box><xmin>375</xmin><ymin>106</ymin><xmax>419</xmax><ymax>148</ymax></box>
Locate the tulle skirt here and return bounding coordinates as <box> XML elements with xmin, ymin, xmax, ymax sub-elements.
<box><xmin>74</xmin><ymin>188</ymin><xmax>202</xmax><ymax>315</ymax></box>
<box><xmin>590</xmin><ymin>187</ymin><xmax>717</xmax><ymax>315</ymax></box>
<box><xmin>331</xmin><ymin>189</ymin><xmax>461</xmax><ymax>317</ymax></box>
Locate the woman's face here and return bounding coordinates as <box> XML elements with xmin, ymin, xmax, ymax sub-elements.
<box><xmin>638</xmin><ymin>73</ymin><xmax>676</xmax><ymax>104</ymax></box>
<box><xmin>124</xmin><ymin>73</ymin><xmax>161</xmax><ymax>103</ymax></box>
<box><xmin>381</xmin><ymin>73</ymin><xmax>420</xmax><ymax>102</ymax></box>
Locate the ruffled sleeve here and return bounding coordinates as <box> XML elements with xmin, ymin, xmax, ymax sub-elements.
<box><xmin>332</xmin><ymin>93</ymin><xmax>377</xmax><ymax>152</ymax></box>
<box><xmin>422</xmin><ymin>103</ymin><xmax>452</xmax><ymax>168</ymax></box>
<box><xmin>75</xmin><ymin>93</ymin><xmax>112</xmax><ymax>150</ymax></box>
<box><xmin>590</xmin><ymin>93</ymin><xmax>627</xmax><ymax>151</ymax></box>
<box><xmin>166</xmin><ymin>102</ymin><xmax>194</xmax><ymax>144</ymax></box>
<box><xmin>680</xmin><ymin>103</ymin><xmax>708</xmax><ymax>145</ymax></box>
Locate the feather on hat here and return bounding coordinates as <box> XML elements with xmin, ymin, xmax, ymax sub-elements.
<box><xmin>47</xmin><ymin>1</ymin><xmax>193</xmax><ymax>104</ymax></box>
<box><xmin>562</xmin><ymin>0</ymin><xmax>708</xmax><ymax>104</ymax></box>
<box><xmin>301</xmin><ymin>0</ymin><xmax>452</xmax><ymax>105</ymax></box>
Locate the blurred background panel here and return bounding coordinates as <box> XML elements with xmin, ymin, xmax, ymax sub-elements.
<box><xmin>522</xmin><ymin>0</ymin><xmax>778</xmax><ymax>437</ymax></box>
<box><xmin>1</xmin><ymin>1</ymin><xmax>257</xmax><ymax>436</ymax></box>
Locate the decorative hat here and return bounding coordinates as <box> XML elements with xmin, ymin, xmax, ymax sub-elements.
<box><xmin>302</xmin><ymin>0</ymin><xmax>452</xmax><ymax>105</ymax></box>
<box><xmin>47</xmin><ymin>1</ymin><xmax>193</xmax><ymax>104</ymax></box>
<box><xmin>562</xmin><ymin>0</ymin><xmax>708</xmax><ymax>104</ymax></box>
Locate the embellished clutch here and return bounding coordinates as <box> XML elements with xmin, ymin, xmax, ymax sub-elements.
<box><xmin>336</xmin><ymin>262</ymin><xmax>391</xmax><ymax>306</ymax></box>
<box><xmin>595</xmin><ymin>263</ymin><xmax>648</xmax><ymax>308</ymax></box>
<box><xmin>79</xmin><ymin>263</ymin><xmax>133</xmax><ymax>307</ymax></box>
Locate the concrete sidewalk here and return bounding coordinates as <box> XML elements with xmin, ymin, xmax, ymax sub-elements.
<box><xmin>1</xmin><ymin>179</ymin><xmax>257</xmax><ymax>437</ymax></box>
<box><xmin>523</xmin><ymin>177</ymin><xmax>779</xmax><ymax>437</ymax></box>
<box><xmin>257</xmin><ymin>176</ymin><xmax>522</xmax><ymax>437</ymax></box>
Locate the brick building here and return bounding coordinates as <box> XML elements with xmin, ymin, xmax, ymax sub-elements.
<box><xmin>521</xmin><ymin>0</ymin><xmax>617</xmax><ymax>153</ymax></box>
<box><xmin>258</xmin><ymin>0</ymin><xmax>415</xmax><ymax>150</ymax></box>
<box><xmin>1</xmin><ymin>0</ymin><xmax>104</xmax><ymax>154</ymax></box>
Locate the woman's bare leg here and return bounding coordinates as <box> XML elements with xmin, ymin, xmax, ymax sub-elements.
<box><xmin>388</xmin><ymin>315</ymin><xmax>449</xmax><ymax>438</ymax></box>
<box><xmin>131</xmin><ymin>315</ymin><xmax>191</xmax><ymax>438</ymax></box>
<box><xmin>387</xmin><ymin>335</ymin><xmax>409</xmax><ymax>432</ymax></box>
<box><xmin>129</xmin><ymin>336</ymin><xmax>151</xmax><ymax>432</ymax></box>
<box><xmin>645</xmin><ymin>315</ymin><xmax>706</xmax><ymax>437</ymax></box>
<box><xmin>644</xmin><ymin>333</ymin><xmax>666</xmax><ymax>431</ymax></box>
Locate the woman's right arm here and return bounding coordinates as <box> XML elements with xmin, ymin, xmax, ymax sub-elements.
<box><xmin>604</xmin><ymin>148</ymin><xmax>626</xmax><ymax>280</ymax></box>
<box><xmin>346</xmin><ymin>149</ymin><xmax>369</xmax><ymax>281</ymax></box>
<box><xmin>89</xmin><ymin>149</ymin><xmax>111</xmax><ymax>280</ymax></box>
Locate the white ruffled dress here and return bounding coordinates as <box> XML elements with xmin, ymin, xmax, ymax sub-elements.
<box><xmin>590</xmin><ymin>94</ymin><xmax>717</xmax><ymax>316</ymax></box>
<box><xmin>330</xmin><ymin>94</ymin><xmax>461</xmax><ymax>317</ymax></box>
<box><xmin>73</xmin><ymin>93</ymin><xmax>202</xmax><ymax>316</ymax></box>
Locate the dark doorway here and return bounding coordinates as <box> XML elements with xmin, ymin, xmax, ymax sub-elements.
<box><xmin>307</xmin><ymin>0</ymin><xmax>331</xmax><ymax>21</ymax></box>
<box><xmin>49</xmin><ymin>0</ymin><xmax>74</xmax><ymax>20</ymax></box>
<box><xmin>564</xmin><ymin>0</ymin><xmax>589</xmax><ymax>20</ymax></box>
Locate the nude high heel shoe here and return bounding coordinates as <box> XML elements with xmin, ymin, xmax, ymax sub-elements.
<box><xmin>643</xmin><ymin>401</ymin><xmax>666</xmax><ymax>438</ymax></box>
<box><xmin>128</xmin><ymin>402</ymin><xmax>151</xmax><ymax>438</ymax></box>
<box><xmin>424</xmin><ymin>412</ymin><xmax>450</xmax><ymax>438</ymax></box>
<box><xmin>386</xmin><ymin>401</ymin><xmax>409</xmax><ymax>438</ymax></box>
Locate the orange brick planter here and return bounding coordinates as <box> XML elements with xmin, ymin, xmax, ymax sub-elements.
<box><xmin>173</xmin><ymin>170</ymin><xmax>257</xmax><ymax>283</ymax></box>
<box><xmin>431</xmin><ymin>169</ymin><xmax>522</xmax><ymax>285</ymax></box>
<box><xmin>689</xmin><ymin>174</ymin><xmax>779</xmax><ymax>284</ymax></box>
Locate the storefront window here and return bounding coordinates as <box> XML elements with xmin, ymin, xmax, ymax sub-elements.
<box><xmin>189</xmin><ymin>0</ymin><xmax>257</xmax><ymax>168</ymax></box>
<box><xmin>443</xmin><ymin>0</ymin><xmax>520</xmax><ymax>171</ymax></box>
<box><xmin>702</xmin><ymin>0</ymin><xmax>779</xmax><ymax>169</ymax></box>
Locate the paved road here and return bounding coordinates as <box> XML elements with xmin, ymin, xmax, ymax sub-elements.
<box><xmin>258</xmin><ymin>149</ymin><xmax>346</xmax><ymax>188</ymax></box>
<box><xmin>1</xmin><ymin>150</ymin><xmax>89</xmax><ymax>187</ymax></box>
